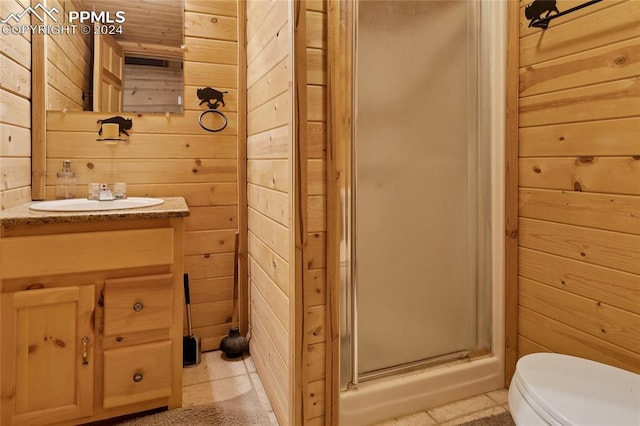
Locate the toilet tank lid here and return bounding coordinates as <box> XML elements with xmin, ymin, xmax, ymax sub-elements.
<box><xmin>514</xmin><ymin>353</ymin><xmax>640</xmax><ymax>426</ymax></box>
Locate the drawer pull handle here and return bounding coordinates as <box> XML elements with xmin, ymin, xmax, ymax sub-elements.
<box><xmin>133</xmin><ymin>373</ymin><xmax>143</xmax><ymax>383</ymax></box>
<box><xmin>133</xmin><ymin>302</ymin><xmax>144</xmax><ymax>312</ymax></box>
<box><xmin>82</xmin><ymin>336</ymin><xmax>89</xmax><ymax>366</ymax></box>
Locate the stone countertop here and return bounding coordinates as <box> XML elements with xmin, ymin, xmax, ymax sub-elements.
<box><xmin>0</xmin><ymin>197</ymin><xmax>190</xmax><ymax>226</ymax></box>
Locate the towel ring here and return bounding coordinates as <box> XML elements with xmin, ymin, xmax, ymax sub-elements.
<box><xmin>198</xmin><ymin>109</ymin><xmax>228</xmax><ymax>132</ymax></box>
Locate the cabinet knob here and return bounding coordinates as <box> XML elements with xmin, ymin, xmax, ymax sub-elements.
<box><xmin>133</xmin><ymin>373</ymin><xmax>143</xmax><ymax>382</ymax></box>
<box><xmin>133</xmin><ymin>302</ymin><xmax>144</xmax><ymax>312</ymax></box>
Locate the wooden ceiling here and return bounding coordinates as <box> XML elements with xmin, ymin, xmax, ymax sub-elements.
<box><xmin>80</xmin><ymin>0</ymin><xmax>184</xmax><ymax>48</ymax></box>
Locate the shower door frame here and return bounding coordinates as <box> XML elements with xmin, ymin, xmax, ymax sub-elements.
<box><xmin>343</xmin><ymin>0</ymin><xmax>491</xmax><ymax>388</ymax></box>
<box><xmin>327</xmin><ymin>0</ymin><xmax>514</xmax><ymax>422</ymax></box>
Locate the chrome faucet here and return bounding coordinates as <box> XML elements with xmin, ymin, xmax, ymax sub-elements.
<box><xmin>98</xmin><ymin>183</ymin><xmax>115</xmax><ymax>201</ymax></box>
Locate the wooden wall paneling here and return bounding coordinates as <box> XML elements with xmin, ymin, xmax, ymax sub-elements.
<box><xmin>519</xmin><ymin>156</ymin><xmax>640</xmax><ymax>195</ymax></box>
<box><xmin>519</xmin><ymin>117</ymin><xmax>640</xmax><ymax>157</ymax></box>
<box><xmin>249</xmin><ymin>257</ymin><xmax>290</xmax><ymax>330</ymax></box>
<box><xmin>248</xmin><ymin>207</ymin><xmax>290</xmax><ymax>261</ymax></box>
<box><xmin>247</xmin><ymin>126</ymin><xmax>290</xmax><ymax>159</ymax></box>
<box><xmin>519</xmin><ymin>277</ymin><xmax>639</xmax><ymax>352</ymax></box>
<box><xmin>246</xmin><ymin>0</ymin><xmax>288</xmax><ymax>65</ymax></box>
<box><xmin>247</xmin><ymin>158</ymin><xmax>289</xmax><ymax>192</ymax></box>
<box><xmin>246</xmin><ymin>0</ymin><xmax>280</xmax><ymax>42</ymax></box>
<box><xmin>293</xmin><ymin>1</ymin><xmax>309</xmax><ymax>423</ymax></box>
<box><xmin>0</xmin><ymin>54</ymin><xmax>30</xmax><ymax>99</ymax></box>
<box><xmin>248</xmin><ymin>59</ymin><xmax>289</xmax><ymax>111</ymax></box>
<box><xmin>184</xmin><ymin>229</ymin><xmax>237</xmax><ymax>256</ymax></box>
<box><xmin>246</xmin><ymin>23</ymin><xmax>290</xmax><ymax>88</ymax></box>
<box><xmin>185</xmin><ymin>0</ymin><xmax>238</xmax><ymax>17</ymax></box>
<box><xmin>183</xmin><ymin>38</ymin><xmax>238</xmax><ymax>65</ymax></box>
<box><xmin>184</xmin><ymin>12</ymin><xmax>238</xmax><ymax>41</ymax></box>
<box><xmin>246</xmin><ymin>0</ymin><xmax>293</xmax><ymax>422</ymax></box>
<box><xmin>516</xmin><ymin>0</ymin><xmax>640</xmax><ymax>381</ymax></box>
<box><xmin>519</xmin><ymin>1</ymin><xmax>640</xmax><ymax>67</ymax></box>
<box><xmin>518</xmin><ymin>336</ymin><xmax>551</xmax><ymax>358</ymax></box>
<box><xmin>518</xmin><ymin>0</ymin><xmax>627</xmax><ymax>39</ymax></box>
<box><xmin>247</xmin><ymin>91</ymin><xmax>291</xmax><ymax>135</ymax></box>
<box><xmin>249</xmin><ymin>317</ymin><xmax>289</xmax><ymax>422</ymax></box>
<box><xmin>47</xmin><ymin>132</ymin><xmax>238</xmax><ymax>159</ymax></box>
<box><xmin>0</xmin><ymin>0</ymin><xmax>33</xmax><ymax>207</ymax></box>
<box><xmin>47</xmin><ymin>111</ymin><xmax>238</xmax><ymax>135</ymax></box>
<box><xmin>519</xmin><ymin>37</ymin><xmax>640</xmax><ymax>97</ymax></box>
<box><xmin>238</xmin><ymin>0</ymin><xmax>249</xmax><ymax>335</ymax></box>
<box><xmin>519</xmin><ymin>307</ymin><xmax>639</xmax><ymax>373</ymax></box>
<box><xmin>505</xmin><ymin>0</ymin><xmax>520</xmax><ymax>386</ymax></box>
<box><xmin>306</xmin><ymin>379</ymin><xmax>325</xmax><ymax>420</ymax></box>
<box><xmin>518</xmin><ymin>247</ymin><xmax>640</xmax><ymax>315</ymax></box>
<box><xmin>248</xmin><ymin>183</ymin><xmax>289</xmax><ymax>227</ymax></box>
<box><xmin>519</xmin><ymin>188</ymin><xmax>640</xmax><ymax>235</ymax></box>
<box><xmin>519</xmin><ymin>218</ymin><xmax>640</xmax><ymax>274</ymax></box>
<box><xmin>307</xmin><ymin>342</ymin><xmax>326</xmax><ymax>382</ymax></box>
<box><xmin>519</xmin><ymin>78</ymin><xmax>640</xmax><ymax>127</ymax></box>
<box><xmin>248</xmin><ymin>231</ymin><xmax>290</xmax><ymax>297</ymax></box>
<box><xmin>0</xmin><ymin>124</ymin><xmax>30</xmax><ymax>159</ymax></box>
<box><xmin>251</xmin><ymin>280</ymin><xmax>290</xmax><ymax>417</ymax></box>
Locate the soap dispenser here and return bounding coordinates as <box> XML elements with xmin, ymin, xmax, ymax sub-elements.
<box><xmin>55</xmin><ymin>160</ymin><xmax>77</xmax><ymax>199</ymax></box>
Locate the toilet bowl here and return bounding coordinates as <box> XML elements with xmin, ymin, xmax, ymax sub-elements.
<box><xmin>508</xmin><ymin>353</ymin><xmax>640</xmax><ymax>425</ymax></box>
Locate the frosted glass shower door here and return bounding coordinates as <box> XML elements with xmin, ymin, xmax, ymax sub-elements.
<box><xmin>355</xmin><ymin>0</ymin><xmax>481</xmax><ymax>375</ymax></box>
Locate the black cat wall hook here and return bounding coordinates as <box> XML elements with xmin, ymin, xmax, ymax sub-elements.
<box><xmin>197</xmin><ymin>87</ymin><xmax>227</xmax><ymax>110</ymax></box>
<box><xmin>525</xmin><ymin>0</ymin><xmax>558</xmax><ymax>27</ymax></box>
<box><xmin>97</xmin><ymin>116</ymin><xmax>133</xmax><ymax>137</ymax></box>
<box><xmin>526</xmin><ymin>0</ymin><xmax>602</xmax><ymax>29</ymax></box>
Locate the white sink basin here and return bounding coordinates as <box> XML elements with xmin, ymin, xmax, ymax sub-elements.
<box><xmin>29</xmin><ymin>197</ymin><xmax>165</xmax><ymax>212</ymax></box>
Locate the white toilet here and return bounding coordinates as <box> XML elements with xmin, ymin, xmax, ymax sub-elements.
<box><xmin>508</xmin><ymin>353</ymin><xmax>640</xmax><ymax>425</ymax></box>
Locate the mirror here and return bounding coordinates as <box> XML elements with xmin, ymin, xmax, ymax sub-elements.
<box><xmin>47</xmin><ymin>0</ymin><xmax>184</xmax><ymax>114</ymax></box>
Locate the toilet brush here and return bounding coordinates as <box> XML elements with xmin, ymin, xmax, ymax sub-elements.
<box><xmin>220</xmin><ymin>232</ymin><xmax>248</xmax><ymax>358</ymax></box>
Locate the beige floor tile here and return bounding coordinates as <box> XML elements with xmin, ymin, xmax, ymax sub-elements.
<box><xmin>244</xmin><ymin>354</ymin><xmax>257</xmax><ymax>373</ymax></box>
<box><xmin>427</xmin><ymin>395</ymin><xmax>497</xmax><ymax>423</ymax></box>
<box><xmin>502</xmin><ymin>403</ymin><xmax>510</xmax><ymax>412</ymax></box>
<box><xmin>250</xmin><ymin>372</ymin><xmax>274</xmax><ymax>412</ymax></box>
<box><xmin>181</xmin><ymin>361</ymin><xmax>210</xmax><ymax>386</ymax></box>
<box><xmin>486</xmin><ymin>388</ymin><xmax>509</xmax><ymax>405</ymax></box>
<box><xmin>210</xmin><ymin>374</ymin><xmax>254</xmax><ymax>402</ymax></box>
<box><xmin>394</xmin><ymin>411</ymin><xmax>438</xmax><ymax>425</ymax></box>
<box><xmin>205</xmin><ymin>350</ymin><xmax>247</xmax><ymax>380</ymax></box>
<box><xmin>439</xmin><ymin>406</ymin><xmax>507</xmax><ymax>426</ymax></box>
<box><xmin>182</xmin><ymin>382</ymin><xmax>214</xmax><ymax>407</ymax></box>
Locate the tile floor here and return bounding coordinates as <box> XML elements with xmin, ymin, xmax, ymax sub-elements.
<box><xmin>182</xmin><ymin>351</ymin><xmax>511</xmax><ymax>426</ymax></box>
<box><xmin>374</xmin><ymin>389</ymin><xmax>511</xmax><ymax>425</ymax></box>
<box><xmin>181</xmin><ymin>350</ymin><xmax>278</xmax><ymax>425</ymax></box>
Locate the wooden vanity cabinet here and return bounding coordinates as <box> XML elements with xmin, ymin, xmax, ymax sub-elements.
<box><xmin>1</xmin><ymin>285</ymin><xmax>95</xmax><ymax>425</ymax></box>
<box><xmin>0</xmin><ymin>217</ymin><xmax>185</xmax><ymax>426</ymax></box>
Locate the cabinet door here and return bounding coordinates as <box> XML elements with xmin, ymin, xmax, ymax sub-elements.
<box><xmin>1</xmin><ymin>286</ymin><xmax>95</xmax><ymax>426</ymax></box>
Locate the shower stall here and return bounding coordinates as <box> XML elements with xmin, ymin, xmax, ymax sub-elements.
<box><xmin>337</xmin><ymin>1</ymin><xmax>506</xmax><ymax>423</ymax></box>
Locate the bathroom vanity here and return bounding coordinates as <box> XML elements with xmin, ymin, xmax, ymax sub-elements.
<box><xmin>0</xmin><ymin>198</ymin><xmax>189</xmax><ymax>425</ymax></box>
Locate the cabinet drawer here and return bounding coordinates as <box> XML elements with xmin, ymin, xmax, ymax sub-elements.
<box><xmin>104</xmin><ymin>274</ymin><xmax>173</xmax><ymax>336</ymax></box>
<box><xmin>0</xmin><ymin>228</ymin><xmax>174</xmax><ymax>279</ymax></box>
<box><xmin>103</xmin><ymin>340</ymin><xmax>172</xmax><ymax>408</ymax></box>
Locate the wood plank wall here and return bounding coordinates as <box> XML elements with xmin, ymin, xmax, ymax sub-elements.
<box><xmin>122</xmin><ymin>63</ymin><xmax>183</xmax><ymax>114</ymax></box>
<box><xmin>44</xmin><ymin>0</ymin><xmax>241</xmax><ymax>352</ymax></box>
<box><xmin>515</xmin><ymin>0</ymin><xmax>640</xmax><ymax>374</ymax></box>
<box><xmin>0</xmin><ymin>0</ymin><xmax>32</xmax><ymax>210</ymax></box>
<box><xmin>46</xmin><ymin>0</ymin><xmax>91</xmax><ymax>111</ymax></box>
<box><xmin>303</xmin><ymin>1</ymin><xmax>327</xmax><ymax>424</ymax></box>
<box><xmin>246</xmin><ymin>0</ymin><xmax>293</xmax><ymax>423</ymax></box>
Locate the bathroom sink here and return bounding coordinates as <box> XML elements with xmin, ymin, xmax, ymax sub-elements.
<box><xmin>29</xmin><ymin>197</ymin><xmax>165</xmax><ymax>212</ymax></box>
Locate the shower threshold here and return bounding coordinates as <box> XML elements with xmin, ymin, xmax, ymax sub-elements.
<box><xmin>355</xmin><ymin>350</ymin><xmax>471</xmax><ymax>385</ymax></box>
